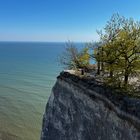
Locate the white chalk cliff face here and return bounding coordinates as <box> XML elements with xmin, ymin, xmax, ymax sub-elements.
<box><xmin>41</xmin><ymin>72</ymin><xmax>140</xmax><ymax>140</ymax></box>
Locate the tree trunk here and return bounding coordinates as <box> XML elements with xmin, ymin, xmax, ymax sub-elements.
<box><xmin>97</xmin><ymin>61</ymin><xmax>100</xmax><ymax>75</ymax></box>
<box><xmin>101</xmin><ymin>47</ymin><xmax>104</xmax><ymax>73</ymax></box>
<box><xmin>81</xmin><ymin>69</ymin><xmax>84</xmax><ymax>75</ymax></box>
<box><xmin>124</xmin><ymin>57</ymin><xmax>129</xmax><ymax>86</ymax></box>
<box><xmin>124</xmin><ymin>73</ymin><xmax>129</xmax><ymax>86</ymax></box>
<box><xmin>110</xmin><ymin>70</ymin><xmax>113</xmax><ymax>77</ymax></box>
<box><xmin>101</xmin><ymin>62</ymin><xmax>104</xmax><ymax>73</ymax></box>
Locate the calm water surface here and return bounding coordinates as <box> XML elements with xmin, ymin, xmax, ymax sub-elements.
<box><xmin>0</xmin><ymin>42</ymin><xmax>84</xmax><ymax>140</ymax></box>
<box><xmin>0</xmin><ymin>42</ymin><xmax>65</xmax><ymax>140</ymax></box>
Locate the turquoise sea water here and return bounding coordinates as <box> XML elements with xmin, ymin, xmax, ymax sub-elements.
<box><xmin>0</xmin><ymin>42</ymin><xmax>84</xmax><ymax>140</ymax></box>
<box><xmin>0</xmin><ymin>42</ymin><xmax>66</xmax><ymax>140</ymax></box>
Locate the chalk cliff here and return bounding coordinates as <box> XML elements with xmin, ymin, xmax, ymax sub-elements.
<box><xmin>41</xmin><ymin>72</ymin><xmax>140</xmax><ymax>140</ymax></box>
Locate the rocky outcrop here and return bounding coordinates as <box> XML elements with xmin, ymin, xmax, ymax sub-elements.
<box><xmin>41</xmin><ymin>72</ymin><xmax>140</xmax><ymax>140</ymax></box>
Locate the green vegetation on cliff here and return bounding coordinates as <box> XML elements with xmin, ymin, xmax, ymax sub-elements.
<box><xmin>60</xmin><ymin>14</ymin><xmax>140</xmax><ymax>94</ymax></box>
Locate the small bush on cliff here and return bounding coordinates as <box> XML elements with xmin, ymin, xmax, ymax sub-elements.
<box><xmin>60</xmin><ymin>41</ymin><xmax>90</xmax><ymax>72</ymax></box>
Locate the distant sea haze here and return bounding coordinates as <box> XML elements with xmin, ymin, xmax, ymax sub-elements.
<box><xmin>0</xmin><ymin>42</ymin><xmax>84</xmax><ymax>140</ymax></box>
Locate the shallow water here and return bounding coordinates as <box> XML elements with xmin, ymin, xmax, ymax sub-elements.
<box><xmin>0</xmin><ymin>42</ymin><xmax>64</xmax><ymax>140</ymax></box>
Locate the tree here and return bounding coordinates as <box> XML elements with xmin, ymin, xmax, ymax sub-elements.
<box><xmin>115</xmin><ymin>19</ymin><xmax>140</xmax><ymax>85</ymax></box>
<box><xmin>90</xmin><ymin>42</ymin><xmax>103</xmax><ymax>75</ymax></box>
<box><xmin>60</xmin><ymin>41</ymin><xmax>90</xmax><ymax>71</ymax></box>
<box><xmin>77</xmin><ymin>47</ymin><xmax>90</xmax><ymax>70</ymax></box>
<box><xmin>60</xmin><ymin>42</ymin><xmax>79</xmax><ymax>69</ymax></box>
<box><xmin>96</xmin><ymin>13</ymin><xmax>124</xmax><ymax>77</ymax></box>
<box><xmin>95</xmin><ymin>14</ymin><xmax>140</xmax><ymax>87</ymax></box>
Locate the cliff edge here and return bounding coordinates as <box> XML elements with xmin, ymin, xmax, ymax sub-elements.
<box><xmin>41</xmin><ymin>72</ymin><xmax>140</xmax><ymax>140</ymax></box>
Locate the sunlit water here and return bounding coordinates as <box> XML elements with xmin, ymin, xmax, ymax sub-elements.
<box><xmin>0</xmin><ymin>42</ymin><xmax>66</xmax><ymax>140</ymax></box>
<box><xmin>0</xmin><ymin>42</ymin><xmax>85</xmax><ymax>140</ymax></box>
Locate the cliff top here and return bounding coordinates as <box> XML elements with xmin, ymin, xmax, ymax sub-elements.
<box><xmin>58</xmin><ymin>71</ymin><xmax>140</xmax><ymax>123</ymax></box>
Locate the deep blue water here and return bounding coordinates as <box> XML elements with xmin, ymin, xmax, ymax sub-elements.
<box><xmin>0</xmin><ymin>42</ymin><xmax>84</xmax><ymax>140</ymax></box>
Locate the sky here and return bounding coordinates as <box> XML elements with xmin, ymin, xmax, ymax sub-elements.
<box><xmin>0</xmin><ymin>0</ymin><xmax>140</xmax><ymax>42</ymax></box>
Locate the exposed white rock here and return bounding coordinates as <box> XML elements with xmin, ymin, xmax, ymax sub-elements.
<box><xmin>41</xmin><ymin>72</ymin><xmax>140</xmax><ymax>140</ymax></box>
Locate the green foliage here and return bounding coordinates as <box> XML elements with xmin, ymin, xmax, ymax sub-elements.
<box><xmin>60</xmin><ymin>42</ymin><xmax>79</xmax><ymax>69</ymax></box>
<box><xmin>77</xmin><ymin>47</ymin><xmax>90</xmax><ymax>68</ymax></box>
<box><xmin>94</xmin><ymin>13</ymin><xmax>140</xmax><ymax>88</ymax></box>
<box><xmin>60</xmin><ymin>41</ymin><xmax>90</xmax><ymax>70</ymax></box>
<box><xmin>60</xmin><ymin>14</ymin><xmax>140</xmax><ymax>93</ymax></box>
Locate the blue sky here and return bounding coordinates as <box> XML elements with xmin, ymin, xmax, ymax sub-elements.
<box><xmin>0</xmin><ymin>0</ymin><xmax>140</xmax><ymax>42</ymax></box>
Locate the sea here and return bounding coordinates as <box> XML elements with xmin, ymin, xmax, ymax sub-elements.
<box><xmin>0</xmin><ymin>42</ymin><xmax>84</xmax><ymax>140</ymax></box>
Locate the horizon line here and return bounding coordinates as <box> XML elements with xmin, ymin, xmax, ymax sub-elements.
<box><xmin>0</xmin><ymin>40</ymin><xmax>94</xmax><ymax>43</ymax></box>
